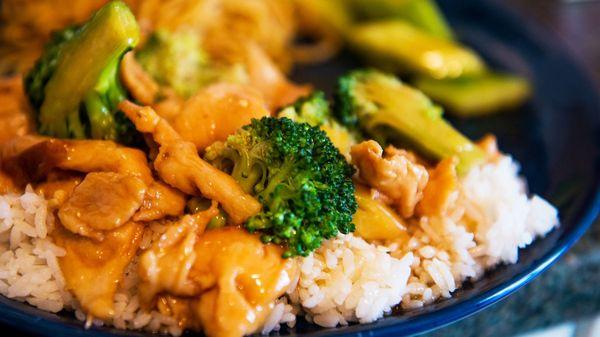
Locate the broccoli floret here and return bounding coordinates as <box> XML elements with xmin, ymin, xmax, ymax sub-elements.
<box><xmin>278</xmin><ymin>91</ymin><xmax>359</xmax><ymax>156</ymax></box>
<box><xmin>334</xmin><ymin>69</ymin><xmax>485</xmax><ymax>174</ymax></box>
<box><xmin>278</xmin><ymin>91</ymin><xmax>330</xmax><ymax>126</ymax></box>
<box><xmin>24</xmin><ymin>1</ymin><xmax>140</xmax><ymax>143</ymax></box>
<box><xmin>204</xmin><ymin>117</ymin><xmax>357</xmax><ymax>257</ymax></box>
<box><xmin>136</xmin><ymin>29</ymin><xmax>248</xmax><ymax>98</ymax></box>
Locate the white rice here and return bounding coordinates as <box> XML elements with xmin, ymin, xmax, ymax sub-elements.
<box><xmin>0</xmin><ymin>186</ymin><xmax>71</xmax><ymax>313</ymax></box>
<box><xmin>287</xmin><ymin>234</ymin><xmax>413</xmax><ymax>328</ymax></box>
<box><xmin>0</xmin><ymin>188</ymin><xmax>182</xmax><ymax>335</ymax></box>
<box><xmin>461</xmin><ymin>156</ymin><xmax>559</xmax><ymax>267</ymax></box>
<box><xmin>285</xmin><ymin>155</ymin><xmax>559</xmax><ymax>324</ymax></box>
<box><xmin>0</xmin><ymin>155</ymin><xmax>559</xmax><ymax>335</ymax></box>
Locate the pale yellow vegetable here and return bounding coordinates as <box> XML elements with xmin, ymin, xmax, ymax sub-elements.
<box><xmin>348</xmin><ymin>20</ymin><xmax>485</xmax><ymax>79</ymax></box>
<box><xmin>414</xmin><ymin>73</ymin><xmax>531</xmax><ymax>117</ymax></box>
<box><xmin>353</xmin><ymin>185</ymin><xmax>408</xmax><ymax>241</ymax></box>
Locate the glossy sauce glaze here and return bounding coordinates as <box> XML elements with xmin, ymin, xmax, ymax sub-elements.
<box><xmin>51</xmin><ymin>222</ymin><xmax>144</xmax><ymax>319</ymax></box>
<box><xmin>140</xmin><ymin>226</ymin><xmax>297</xmax><ymax>337</ymax></box>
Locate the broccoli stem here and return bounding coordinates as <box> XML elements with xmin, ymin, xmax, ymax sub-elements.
<box><xmin>231</xmin><ymin>150</ymin><xmax>265</xmax><ymax>194</ymax></box>
<box><xmin>368</xmin><ymin>109</ymin><xmax>485</xmax><ymax>175</ymax></box>
<box><xmin>38</xmin><ymin>1</ymin><xmax>139</xmax><ymax>139</ymax></box>
<box><xmin>350</xmin><ymin>0</ymin><xmax>454</xmax><ymax>40</ymax></box>
<box><xmin>83</xmin><ymin>55</ymin><xmax>128</xmax><ymax>139</ymax></box>
<box><xmin>83</xmin><ymin>91</ymin><xmax>116</xmax><ymax>140</ymax></box>
<box><xmin>98</xmin><ymin>56</ymin><xmax>128</xmax><ymax>109</ymax></box>
<box><xmin>414</xmin><ymin>73</ymin><xmax>532</xmax><ymax>117</ymax></box>
<box><xmin>348</xmin><ymin>20</ymin><xmax>485</xmax><ymax>79</ymax></box>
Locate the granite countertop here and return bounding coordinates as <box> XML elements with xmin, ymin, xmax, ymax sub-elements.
<box><xmin>423</xmin><ymin>1</ymin><xmax>600</xmax><ymax>335</ymax></box>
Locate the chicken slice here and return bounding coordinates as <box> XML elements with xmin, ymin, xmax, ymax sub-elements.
<box><xmin>0</xmin><ymin>138</ymin><xmax>153</xmax><ymax>186</ymax></box>
<box><xmin>51</xmin><ymin>221</ymin><xmax>144</xmax><ymax>320</ymax></box>
<box><xmin>171</xmin><ymin>83</ymin><xmax>270</xmax><ymax>151</ymax></box>
<box><xmin>417</xmin><ymin>157</ymin><xmax>459</xmax><ymax>217</ymax></box>
<box><xmin>58</xmin><ymin>172</ymin><xmax>146</xmax><ymax>240</ymax></box>
<box><xmin>139</xmin><ymin>226</ymin><xmax>297</xmax><ymax>337</ymax></box>
<box><xmin>477</xmin><ymin>134</ymin><xmax>502</xmax><ymax>162</ymax></box>
<box><xmin>120</xmin><ymin>52</ymin><xmax>159</xmax><ymax>106</ymax></box>
<box><xmin>55</xmin><ymin>140</ymin><xmax>154</xmax><ymax>184</ymax></box>
<box><xmin>0</xmin><ymin>135</ymin><xmax>46</xmax><ymax>159</ymax></box>
<box><xmin>351</xmin><ymin>140</ymin><xmax>429</xmax><ymax>218</ymax></box>
<box><xmin>138</xmin><ymin>202</ymin><xmax>220</xmax><ymax>304</ymax></box>
<box><xmin>133</xmin><ymin>180</ymin><xmax>186</xmax><ymax>222</ymax></box>
<box><xmin>119</xmin><ymin>100</ymin><xmax>261</xmax><ymax>225</ymax></box>
<box><xmin>190</xmin><ymin>228</ymin><xmax>297</xmax><ymax>337</ymax></box>
<box><xmin>243</xmin><ymin>43</ymin><xmax>310</xmax><ymax>110</ymax></box>
<box><xmin>35</xmin><ymin>171</ymin><xmax>83</xmax><ymax>206</ymax></box>
<box><xmin>0</xmin><ymin>135</ymin><xmax>48</xmax><ymax>187</ymax></box>
<box><xmin>2</xmin><ymin>137</ymin><xmax>186</xmax><ymax>224</ymax></box>
<box><xmin>0</xmin><ymin>171</ymin><xmax>17</xmax><ymax>194</ymax></box>
<box><xmin>121</xmin><ymin>52</ymin><xmax>270</xmax><ymax>151</ymax></box>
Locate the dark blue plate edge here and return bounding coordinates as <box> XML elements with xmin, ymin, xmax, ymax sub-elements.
<box><xmin>0</xmin><ymin>0</ymin><xmax>598</xmax><ymax>336</ymax></box>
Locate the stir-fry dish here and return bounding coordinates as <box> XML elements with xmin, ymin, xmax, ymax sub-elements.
<box><xmin>0</xmin><ymin>1</ymin><xmax>558</xmax><ymax>337</ymax></box>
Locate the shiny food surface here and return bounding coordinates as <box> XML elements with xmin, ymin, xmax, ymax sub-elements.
<box><xmin>140</xmin><ymin>226</ymin><xmax>296</xmax><ymax>337</ymax></box>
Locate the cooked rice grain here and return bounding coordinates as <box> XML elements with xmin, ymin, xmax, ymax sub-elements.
<box><xmin>288</xmin><ymin>234</ymin><xmax>413</xmax><ymax>327</ymax></box>
<box><xmin>0</xmin><ymin>186</ymin><xmax>71</xmax><ymax>313</ymax></box>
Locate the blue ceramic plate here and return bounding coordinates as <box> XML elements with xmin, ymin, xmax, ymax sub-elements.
<box><xmin>1</xmin><ymin>0</ymin><xmax>599</xmax><ymax>336</ymax></box>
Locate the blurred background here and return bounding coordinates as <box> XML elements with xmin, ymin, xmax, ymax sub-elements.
<box><xmin>422</xmin><ymin>1</ymin><xmax>600</xmax><ymax>337</ymax></box>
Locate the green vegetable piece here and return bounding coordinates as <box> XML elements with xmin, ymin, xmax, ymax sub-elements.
<box><xmin>25</xmin><ymin>1</ymin><xmax>140</xmax><ymax>140</ymax></box>
<box><xmin>414</xmin><ymin>73</ymin><xmax>531</xmax><ymax>117</ymax></box>
<box><xmin>278</xmin><ymin>91</ymin><xmax>331</xmax><ymax>127</ymax></box>
<box><xmin>136</xmin><ymin>29</ymin><xmax>248</xmax><ymax>98</ymax></box>
<box><xmin>24</xmin><ymin>27</ymin><xmax>79</xmax><ymax>111</ymax></box>
<box><xmin>137</xmin><ymin>30</ymin><xmax>206</xmax><ymax>98</ymax></box>
<box><xmin>207</xmin><ymin>211</ymin><xmax>227</xmax><ymax>229</ymax></box>
<box><xmin>348</xmin><ymin>20</ymin><xmax>485</xmax><ymax>79</ymax></box>
<box><xmin>349</xmin><ymin>0</ymin><xmax>454</xmax><ymax>40</ymax></box>
<box><xmin>186</xmin><ymin>196</ymin><xmax>213</xmax><ymax>214</ymax></box>
<box><xmin>186</xmin><ymin>196</ymin><xmax>228</xmax><ymax>230</ymax></box>
<box><xmin>278</xmin><ymin>91</ymin><xmax>360</xmax><ymax>157</ymax></box>
<box><xmin>204</xmin><ymin>117</ymin><xmax>357</xmax><ymax>257</ymax></box>
<box><xmin>334</xmin><ymin>69</ymin><xmax>486</xmax><ymax>174</ymax></box>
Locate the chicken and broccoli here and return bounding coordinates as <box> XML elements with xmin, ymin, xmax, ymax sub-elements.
<box><xmin>0</xmin><ymin>1</ymin><xmax>551</xmax><ymax>337</ymax></box>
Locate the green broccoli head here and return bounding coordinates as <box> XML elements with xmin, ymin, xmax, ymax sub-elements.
<box><xmin>278</xmin><ymin>91</ymin><xmax>360</xmax><ymax>157</ymax></box>
<box><xmin>24</xmin><ymin>1</ymin><xmax>140</xmax><ymax>144</ymax></box>
<box><xmin>136</xmin><ymin>29</ymin><xmax>248</xmax><ymax>98</ymax></box>
<box><xmin>278</xmin><ymin>91</ymin><xmax>330</xmax><ymax>126</ymax></box>
<box><xmin>204</xmin><ymin>117</ymin><xmax>357</xmax><ymax>257</ymax></box>
<box><xmin>334</xmin><ymin>69</ymin><xmax>485</xmax><ymax>174</ymax></box>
